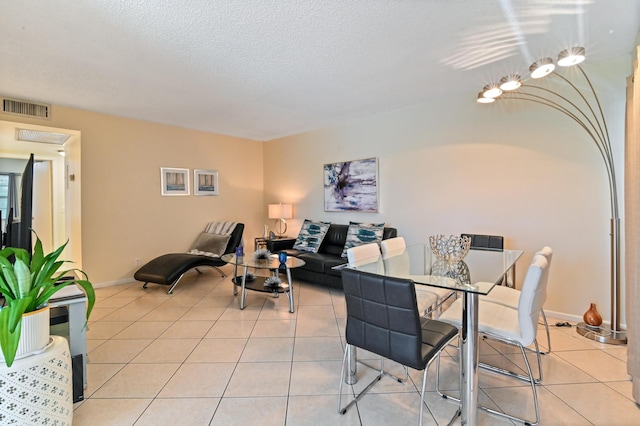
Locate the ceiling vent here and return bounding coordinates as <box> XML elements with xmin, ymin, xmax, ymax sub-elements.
<box><xmin>2</xmin><ymin>97</ymin><xmax>51</xmax><ymax>119</ymax></box>
<box><xmin>16</xmin><ymin>128</ymin><xmax>71</xmax><ymax>145</ymax></box>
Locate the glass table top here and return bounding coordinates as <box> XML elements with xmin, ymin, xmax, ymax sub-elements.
<box><xmin>344</xmin><ymin>244</ymin><xmax>523</xmax><ymax>295</ymax></box>
<box><xmin>221</xmin><ymin>253</ymin><xmax>306</xmax><ymax>270</ymax></box>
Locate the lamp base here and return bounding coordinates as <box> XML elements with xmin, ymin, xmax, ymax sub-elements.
<box><xmin>576</xmin><ymin>322</ymin><xmax>627</xmax><ymax>345</ymax></box>
<box><xmin>274</xmin><ymin>218</ymin><xmax>288</xmax><ymax>237</ymax></box>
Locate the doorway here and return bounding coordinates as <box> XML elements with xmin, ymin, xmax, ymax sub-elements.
<box><xmin>0</xmin><ymin>120</ymin><xmax>82</xmax><ymax>266</ymax></box>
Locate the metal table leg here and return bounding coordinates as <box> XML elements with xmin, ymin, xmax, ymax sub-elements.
<box><xmin>460</xmin><ymin>292</ymin><xmax>479</xmax><ymax>425</ymax></box>
<box><xmin>232</xmin><ymin>263</ymin><xmax>239</xmax><ymax>296</ymax></box>
<box><xmin>240</xmin><ymin>265</ymin><xmax>248</xmax><ymax>309</ymax></box>
<box><xmin>285</xmin><ymin>266</ymin><xmax>295</xmax><ymax>313</ymax></box>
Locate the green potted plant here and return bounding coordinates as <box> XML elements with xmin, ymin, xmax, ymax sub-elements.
<box><xmin>0</xmin><ymin>234</ymin><xmax>95</xmax><ymax>367</ymax></box>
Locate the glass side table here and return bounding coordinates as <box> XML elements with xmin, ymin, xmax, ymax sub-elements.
<box><xmin>221</xmin><ymin>253</ymin><xmax>305</xmax><ymax>313</ymax></box>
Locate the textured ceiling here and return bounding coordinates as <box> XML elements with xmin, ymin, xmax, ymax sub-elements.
<box><xmin>1</xmin><ymin>0</ymin><xmax>638</xmax><ymax>141</ymax></box>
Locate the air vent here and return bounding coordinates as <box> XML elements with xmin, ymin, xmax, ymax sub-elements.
<box><xmin>2</xmin><ymin>97</ymin><xmax>50</xmax><ymax>119</ymax></box>
<box><xmin>16</xmin><ymin>128</ymin><xmax>71</xmax><ymax>145</ymax></box>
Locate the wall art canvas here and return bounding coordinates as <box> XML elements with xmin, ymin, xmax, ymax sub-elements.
<box><xmin>324</xmin><ymin>157</ymin><xmax>378</xmax><ymax>212</ymax></box>
<box><xmin>160</xmin><ymin>167</ymin><xmax>189</xmax><ymax>196</ymax></box>
<box><xmin>194</xmin><ymin>169</ymin><xmax>219</xmax><ymax>196</ymax></box>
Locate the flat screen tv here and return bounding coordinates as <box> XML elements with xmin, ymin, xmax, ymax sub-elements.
<box><xmin>3</xmin><ymin>154</ymin><xmax>34</xmax><ymax>254</ymax></box>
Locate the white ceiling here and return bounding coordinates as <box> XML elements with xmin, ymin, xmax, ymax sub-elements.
<box><xmin>1</xmin><ymin>0</ymin><xmax>638</xmax><ymax>141</ymax></box>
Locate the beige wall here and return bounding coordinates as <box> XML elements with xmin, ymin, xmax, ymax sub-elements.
<box><xmin>264</xmin><ymin>56</ymin><xmax>630</xmax><ymax>322</ymax></box>
<box><xmin>0</xmin><ymin>107</ymin><xmax>265</xmax><ymax>284</ymax></box>
<box><xmin>0</xmin><ymin>56</ymin><xmax>630</xmax><ymax>321</ymax></box>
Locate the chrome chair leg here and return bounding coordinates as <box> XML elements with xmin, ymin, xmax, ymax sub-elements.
<box><xmin>436</xmin><ymin>336</ymin><xmax>540</xmax><ymax>426</ymax></box>
<box><xmin>337</xmin><ymin>344</ymin><xmax>383</xmax><ymax>414</ymax></box>
<box><xmin>480</xmin><ymin>336</ymin><xmax>543</xmax><ymax>384</ymax></box>
<box><xmin>166</xmin><ymin>273</ymin><xmax>187</xmax><ymax>294</ymax></box>
<box><xmin>539</xmin><ymin>309</ymin><xmax>551</xmax><ymax>354</ymax></box>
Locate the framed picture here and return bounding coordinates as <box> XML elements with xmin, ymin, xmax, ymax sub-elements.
<box><xmin>324</xmin><ymin>157</ymin><xmax>378</xmax><ymax>212</ymax></box>
<box><xmin>160</xmin><ymin>167</ymin><xmax>189</xmax><ymax>196</ymax></box>
<box><xmin>194</xmin><ymin>169</ymin><xmax>219</xmax><ymax>196</ymax></box>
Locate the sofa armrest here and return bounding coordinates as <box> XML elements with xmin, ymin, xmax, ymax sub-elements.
<box><xmin>266</xmin><ymin>238</ymin><xmax>296</xmax><ymax>252</ymax></box>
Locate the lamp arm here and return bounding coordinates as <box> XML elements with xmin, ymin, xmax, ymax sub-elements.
<box><xmin>502</xmin><ymin>93</ymin><xmax>618</xmax><ymax>219</ymax></box>
<box><xmin>553</xmin><ymin>68</ymin><xmax>613</xmax><ymax>159</ymax></box>
<box><xmin>521</xmin><ymin>84</ymin><xmax>608</xmax><ymax>148</ymax></box>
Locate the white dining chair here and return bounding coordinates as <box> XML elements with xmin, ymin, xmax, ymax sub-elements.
<box><xmin>381</xmin><ymin>237</ymin><xmax>455</xmax><ymax>318</ymax></box>
<box><xmin>480</xmin><ymin>246</ymin><xmax>553</xmax><ymax>354</ymax></box>
<box><xmin>346</xmin><ymin>243</ymin><xmax>381</xmax><ymax>267</ymax></box>
<box><xmin>437</xmin><ymin>254</ymin><xmax>549</xmax><ymax>426</ymax></box>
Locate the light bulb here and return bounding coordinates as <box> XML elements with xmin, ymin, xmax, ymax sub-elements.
<box><xmin>558</xmin><ymin>46</ymin><xmax>585</xmax><ymax>67</ymax></box>
<box><xmin>482</xmin><ymin>84</ymin><xmax>502</xmax><ymax>98</ymax></box>
<box><xmin>499</xmin><ymin>75</ymin><xmax>522</xmax><ymax>91</ymax></box>
<box><xmin>477</xmin><ymin>92</ymin><xmax>495</xmax><ymax>103</ymax></box>
<box><xmin>530</xmin><ymin>58</ymin><xmax>555</xmax><ymax>78</ymax></box>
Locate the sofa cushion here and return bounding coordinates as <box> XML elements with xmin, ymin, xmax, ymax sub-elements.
<box><xmin>296</xmin><ymin>252</ymin><xmax>347</xmax><ymax>274</ymax></box>
<box><xmin>188</xmin><ymin>233</ymin><xmax>231</xmax><ymax>257</ymax></box>
<box><xmin>320</xmin><ymin>224</ymin><xmax>349</xmax><ymax>256</ymax></box>
<box><xmin>341</xmin><ymin>223</ymin><xmax>385</xmax><ymax>258</ymax></box>
<box><xmin>293</xmin><ymin>219</ymin><xmax>331</xmax><ymax>253</ymax></box>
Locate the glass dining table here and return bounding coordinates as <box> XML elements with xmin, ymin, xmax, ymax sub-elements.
<box><xmin>341</xmin><ymin>244</ymin><xmax>523</xmax><ymax>426</ymax></box>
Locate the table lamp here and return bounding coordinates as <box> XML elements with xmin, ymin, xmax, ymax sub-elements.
<box><xmin>268</xmin><ymin>203</ymin><xmax>293</xmax><ymax>236</ymax></box>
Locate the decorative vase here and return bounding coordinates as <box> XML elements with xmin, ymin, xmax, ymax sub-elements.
<box><xmin>0</xmin><ymin>305</ymin><xmax>51</xmax><ymax>364</ymax></box>
<box><xmin>583</xmin><ymin>303</ymin><xmax>603</xmax><ymax>327</ymax></box>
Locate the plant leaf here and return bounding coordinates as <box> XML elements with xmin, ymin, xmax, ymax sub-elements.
<box><xmin>38</xmin><ymin>276</ymin><xmax>95</xmax><ymax>323</ymax></box>
<box><xmin>0</xmin><ymin>256</ymin><xmax>19</xmax><ymax>299</ymax></box>
<box><xmin>0</xmin><ymin>307</ymin><xmax>22</xmax><ymax>367</ymax></box>
<box><xmin>13</xmin><ymin>258</ymin><xmax>31</xmax><ymax>298</ymax></box>
<box><xmin>6</xmin><ymin>297</ymin><xmax>32</xmax><ymax>334</ymax></box>
<box><xmin>29</xmin><ymin>234</ymin><xmax>46</xmax><ymax>279</ymax></box>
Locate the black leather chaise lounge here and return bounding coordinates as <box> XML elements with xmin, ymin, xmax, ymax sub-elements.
<box><xmin>134</xmin><ymin>222</ymin><xmax>244</xmax><ymax>294</ymax></box>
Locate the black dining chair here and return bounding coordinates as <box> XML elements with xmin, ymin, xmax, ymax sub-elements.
<box><xmin>338</xmin><ymin>268</ymin><xmax>458</xmax><ymax>425</ymax></box>
<box><xmin>461</xmin><ymin>233</ymin><xmax>504</xmax><ymax>251</ymax></box>
<box><xmin>461</xmin><ymin>233</ymin><xmax>512</xmax><ymax>287</ymax></box>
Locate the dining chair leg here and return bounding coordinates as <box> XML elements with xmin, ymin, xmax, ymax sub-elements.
<box><xmin>481</xmin><ymin>342</ymin><xmax>540</xmax><ymax>426</ymax></box>
<box><xmin>436</xmin><ymin>338</ymin><xmax>540</xmax><ymax>425</ymax></box>
<box><xmin>337</xmin><ymin>344</ymin><xmax>395</xmax><ymax>415</ymax></box>
<box><xmin>539</xmin><ymin>309</ymin><xmax>551</xmax><ymax>354</ymax></box>
<box><xmin>420</xmin><ymin>367</ymin><xmax>428</xmax><ymax>426</ymax></box>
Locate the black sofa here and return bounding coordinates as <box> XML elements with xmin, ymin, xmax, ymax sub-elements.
<box><xmin>266</xmin><ymin>224</ymin><xmax>397</xmax><ymax>288</ymax></box>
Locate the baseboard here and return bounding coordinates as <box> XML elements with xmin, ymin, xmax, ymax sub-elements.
<box><xmin>544</xmin><ymin>309</ymin><xmax>627</xmax><ymax>330</ymax></box>
<box><xmin>92</xmin><ymin>278</ymin><xmax>137</xmax><ymax>288</ymax></box>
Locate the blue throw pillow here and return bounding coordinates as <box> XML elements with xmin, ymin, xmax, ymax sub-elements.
<box><xmin>293</xmin><ymin>219</ymin><xmax>331</xmax><ymax>253</ymax></box>
<box><xmin>341</xmin><ymin>222</ymin><xmax>385</xmax><ymax>258</ymax></box>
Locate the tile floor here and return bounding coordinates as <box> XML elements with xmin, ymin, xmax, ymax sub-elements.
<box><xmin>72</xmin><ymin>269</ymin><xmax>639</xmax><ymax>425</ymax></box>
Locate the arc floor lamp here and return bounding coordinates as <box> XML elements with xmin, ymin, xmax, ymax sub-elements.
<box><xmin>478</xmin><ymin>46</ymin><xmax>626</xmax><ymax>344</ymax></box>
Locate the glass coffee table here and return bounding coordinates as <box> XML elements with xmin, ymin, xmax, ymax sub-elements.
<box><xmin>220</xmin><ymin>253</ymin><xmax>305</xmax><ymax>313</ymax></box>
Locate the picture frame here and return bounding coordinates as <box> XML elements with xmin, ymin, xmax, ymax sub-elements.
<box><xmin>160</xmin><ymin>167</ymin><xmax>189</xmax><ymax>196</ymax></box>
<box><xmin>324</xmin><ymin>157</ymin><xmax>378</xmax><ymax>212</ymax></box>
<box><xmin>194</xmin><ymin>169</ymin><xmax>219</xmax><ymax>196</ymax></box>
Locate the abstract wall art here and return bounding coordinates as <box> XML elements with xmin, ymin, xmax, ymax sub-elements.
<box><xmin>324</xmin><ymin>157</ymin><xmax>378</xmax><ymax>212</ymax></box>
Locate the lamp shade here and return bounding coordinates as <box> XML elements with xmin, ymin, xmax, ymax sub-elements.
<box><xmin>529</xmin><ymin>57</ymin><xmax>555</xmax><ymax>78</ymax></box>
<box><xmin>499</xmin><ymin>75</ymin><xmax>521</xmax><ymax>91</ymax></box>
<box><xmin>268</xmin><ymin>203</ymin><xmax>293</xmax><ymax>219</ymax></box>
<box><xmin>476</xmin><ymin>92</ymin><xmax>495</xmax><ymax>103</ymax></box>
<box><xmin>557</xmin><ymin>46</ymin><xmax>585</xmax><ymax>67</ymax></box>
<box><xmin>482</xmin><ymin>84</ymin><xmax>502</xmax><ymax>98</ymax></box>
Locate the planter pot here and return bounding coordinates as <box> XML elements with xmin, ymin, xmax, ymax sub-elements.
<box><xmin>0</xmin><ymin>305</ymin><xmax>51</xmax><ymax>364</ymax></box>
<box><xmin>0</xmin><ymin>335</ymin><xmax>73</xmax><ymax>425</ymax></box>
